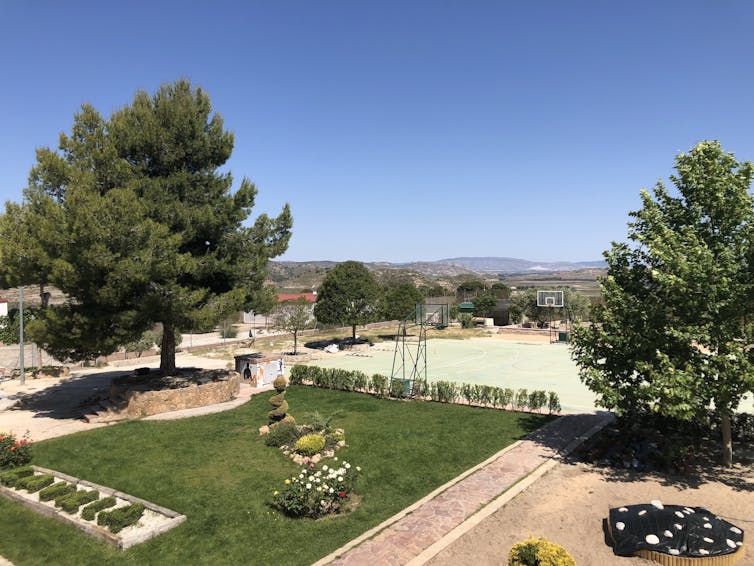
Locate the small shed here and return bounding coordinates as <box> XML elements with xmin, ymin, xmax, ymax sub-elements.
<box><xmin>234</xmin><ymin>355</ymin><xmax>284</xmax><ymax>387</ymax></box>
<box><xmin>458</xmin><ymin>302</ymin><xmax>475</xmax><ymax>314</ymax></box>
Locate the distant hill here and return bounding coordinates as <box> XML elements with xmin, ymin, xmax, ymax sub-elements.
<box><xmin>436</xmin><ymin>256</ymin><xmax>606</xmax><ymax>274</ymax></box>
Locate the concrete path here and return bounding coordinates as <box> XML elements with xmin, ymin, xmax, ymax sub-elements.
<box><xmin>315</xmin><ymin>412</ymin><xmax>613</xmax><ymax>566</ymax></box>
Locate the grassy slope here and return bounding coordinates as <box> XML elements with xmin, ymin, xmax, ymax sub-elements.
<box><xmin>0</xmin><ymin>387</ymin><xmax>550</xmax><ymax>565</ymax></box>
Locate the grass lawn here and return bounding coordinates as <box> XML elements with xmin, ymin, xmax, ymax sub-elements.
<box><xmin>0</xmin><ymin>386</ymin><xmax>551</xmax><ymax>565</ymax></box>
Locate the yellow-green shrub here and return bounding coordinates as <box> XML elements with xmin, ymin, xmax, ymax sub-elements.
<box><xmin>508</xmin><ymin>537</ymin><xmax>575</xmax><ymax>566</ymax></box>
<box><xmin>293</xmin><ymin>434</ymin><xmax>325</xmax><ymax>457</ymax></box>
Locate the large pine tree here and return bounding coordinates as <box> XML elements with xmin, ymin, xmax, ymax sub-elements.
<box><xmin>0</xmin><ymin>80</ymin><xmax>292</xmax><ymax>373</ymax></box>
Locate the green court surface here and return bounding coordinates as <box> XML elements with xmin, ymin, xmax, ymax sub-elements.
<box><xmin>298</xmin><ymin>338</ymin><xmax>599</xmax><ymax>413</ymax></box>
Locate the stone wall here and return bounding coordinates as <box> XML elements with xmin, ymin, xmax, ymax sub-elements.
<box><xmin>114</xmin><ymin>372</ymin><xmax>240</xmax><ymax>419</ymax></box>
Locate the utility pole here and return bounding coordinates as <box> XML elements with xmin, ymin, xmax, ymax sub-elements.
<box><xmin>18</xmin><ymin>287</ymin><xmax>25</xmax><ymax>385</ymax></box>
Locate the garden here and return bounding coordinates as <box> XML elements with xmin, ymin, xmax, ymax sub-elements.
<box><xmin>0</xmin><ymin>385</ymin><xmax>550</xmax><ymax>565</ymax></box>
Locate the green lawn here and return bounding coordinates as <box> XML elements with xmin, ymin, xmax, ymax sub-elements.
<box><xmin>0</xmin><ymin>386</ymin><xmax>550</xmax><ymax>565</ymax></box>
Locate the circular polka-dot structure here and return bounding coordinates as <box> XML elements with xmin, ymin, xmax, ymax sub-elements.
<box><xmin>608</xmin><ymin>503</ymin><xmax>745</xmax><ymax>559</ymax></box>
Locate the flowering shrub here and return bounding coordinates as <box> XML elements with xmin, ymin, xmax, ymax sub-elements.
<box><xmin>508</xmin><ymin>537</ymin><xmax>575</xmax><ymax>566</ymax></box>
<box><xmin>271</xmin><ymin>458</ymin><xmax>361</xmax><ymax>518</ymax></box>
<box><xmin>0</xmin><ymin>431</ymin><xmax>32</xmax><ymax>469</ymax></box>
<box><xmin>294</xmin><ymin>434</ymin><xmax>326</xmax><ymax>457</ymax></box>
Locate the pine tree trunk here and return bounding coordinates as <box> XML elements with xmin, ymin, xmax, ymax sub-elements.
<box><xmin>352</xmin><ymin>324</ymin><xmax>356</xmax><ymax>341</ymax></box>
<box><xmin>721</xmin><ymin>411</ymin><xmax>733</xmax><ymax>468</ymax></box>
<box><xmin>160</xmin><ymin>322</ymin><xmax>176</xmax><ymax>375</ymax></box>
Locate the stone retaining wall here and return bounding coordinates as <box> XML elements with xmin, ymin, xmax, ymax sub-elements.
<box><xmin>113</xmin><ymin>372</ymin><xmax>240</xmax><ymax>419</ymax></box>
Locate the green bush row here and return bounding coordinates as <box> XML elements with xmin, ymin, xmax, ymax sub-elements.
<box><xmin>39</xmin><ymin>481</ymin><xmax>76</xmax><ymax>502</ymax></box>
<box><xmin>97</xmin><ymin>502</ymin><xmax>145</xmax><ymax>533</ymax></box>
<box><xmin>57</xmin><ymin>489</ymin><xmax>100</xmax><ymax>514</ymax></box>
<box><xmin>15</xmin><ymin>473</ymin><xmax>54</xmax><ymax>493</ymax></box>
<box><xmin>289</xmin><ymin>365</ymin><xmax>562</xmax><ymax>413</ymax></box>
<box><xmin>0</xmin><ymin>466</ymin><xmax>34</xmax><ymax>487</ymax></box>
<box><xmin>81</xmin><ymin>496</ymin><xmax>117</xmax><ymax>521</ymax></box>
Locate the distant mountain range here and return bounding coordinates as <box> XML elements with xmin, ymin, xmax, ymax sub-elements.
<box><xmin>434</xmin><ymin>257</ymin><xmax>606</xmax><ymax>274</ymax></box>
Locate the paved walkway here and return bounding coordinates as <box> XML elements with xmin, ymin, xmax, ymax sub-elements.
<box><xmin>315</xmin><ymin>412</ymin><xmax>613</xmax><ymax>566</ymax></box>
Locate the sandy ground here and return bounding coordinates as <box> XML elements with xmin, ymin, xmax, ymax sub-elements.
<box><xmin>427</xmin><ymin>457</ymin><xmax>754</xmax><ymax>566</ymax></box>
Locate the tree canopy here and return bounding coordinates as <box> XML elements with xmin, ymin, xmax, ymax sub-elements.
<box><xmin>571</xmin><ymin>141</ymin><xmax>754</xmax><ymax>466</ymax></box>
<box><xmin>274</xmin><ymin>297</ymin><xmax>314</xmax><ymax>355</ymax></box>
<box><xmin>313</xmin><ymin>261</ymin><xmax>381</xmax><ymax>339</ymax></box>
<box><xmin>0</xmin><ymin>80</ymin><xmax>292</xmax><ymax>373</ymax></box>
<box><xmin>381</xmin><ymin>281</ymin><xmax>423</xmax><ymax>322</ymax></box>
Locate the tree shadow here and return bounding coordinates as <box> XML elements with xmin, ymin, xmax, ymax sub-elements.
<box><xmin>10</xmin><ymin>370</ymin><xmax>130</xmax><ymax>420</ymax></box>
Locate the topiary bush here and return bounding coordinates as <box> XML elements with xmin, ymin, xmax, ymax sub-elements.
<box><xmin>294</xmin><ymin>434</ymin><xmax>326</xmax><ymax>457</ymax></box>
<box><xmin>0</xmin><ymin>465</ymin><xmax>34</xmax><ymax>487</ymax></box>
<box><xmin>56</xmin><ymin>489</ymin><xmax>100</xmax><ymax>514</ymax></box>
<box><xmin>97</xmin><ymin>502</ymin><xmax>145</xmax><ymax>533</ymax></box>
<box><xmin>268</xmin><ymin>376</ymin><xmax>293</xmax><ymax>424</ymax></box>
<box><xmin>81</xmin><ymin>496</ymin><xmax>117</xmax><ymax>521</ymax></box>
<box><xmin>15</xmin><ymin>473</ymin><xmax>54</xmax><ymax>493</ymax></box>
<box><xmin>38</xmin><ymin>481</ymin><xmax>76</xmax><ymax>502</ymax></box>
<box><xmin>508</xmin><ymin>537</ymin><xmax>575</xmax><ymax>566</ymax></box>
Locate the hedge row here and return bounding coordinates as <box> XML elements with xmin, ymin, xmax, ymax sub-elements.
<box><xmin>289</xmin><ymin>365</ymin><xmax>562</xmax><ymax>414</ymax></box>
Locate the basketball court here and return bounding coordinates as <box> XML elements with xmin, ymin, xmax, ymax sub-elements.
<box><xmin>300</xmin><ymin>337</ymin><xmax>597</xmax><ymax>413</ymax></box>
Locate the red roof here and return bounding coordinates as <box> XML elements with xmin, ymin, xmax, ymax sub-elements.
<box><xmin>277</xmin><ymin>293</ymin><xmax>317</xmax><ymax>303</ymax></box>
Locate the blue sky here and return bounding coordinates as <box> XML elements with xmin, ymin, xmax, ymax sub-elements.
<box><xmin>1</xmin><ymin>1</ymin><xmax>752</xmax><ymax>264</ymax></box>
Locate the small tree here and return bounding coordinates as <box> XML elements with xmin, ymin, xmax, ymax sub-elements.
<box><xmin>381</xmin><ymin>282</ymin><xmax>423</xmax><ymax>321</ymax></box>
<box><xmin>571</xmin><ymin>141</ymin><xmax>754</xmax><ymax>467</ymax></box>
<box><xmin>313</xmin><ymin>261</ymin><xmax>381</xmax><ymax>340</ymax></box>
<box><xmin>471</xmin><ymin>292</ymin><xmax>497</xmax><ymax>318</ymax></box>
<box><xmin>274</xmin><ymin>297</ymin><xmax>314</xmax><ymax>355</ymax></box>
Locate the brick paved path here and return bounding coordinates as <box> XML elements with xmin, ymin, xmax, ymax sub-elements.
<box><xmin>317</xmin><ymin>413</ymin><xmax>612</xmax><ymax>566</ymax></box>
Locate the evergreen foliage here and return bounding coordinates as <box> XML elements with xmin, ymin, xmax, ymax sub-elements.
<box><xmin>0</xmin><ymin>80</ymin><xmax>291</xmax><ymax>373</ymax></box>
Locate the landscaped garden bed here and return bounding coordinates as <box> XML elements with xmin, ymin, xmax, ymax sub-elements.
<box><xmin>0</xmin><ymin>386</ymin><xmax>551</xmax><ymax>565</ymax></box>
<box><xmin>0</xmin><ymin>465</ymin><xmax>185</xmax><ymax>549</ymax></box>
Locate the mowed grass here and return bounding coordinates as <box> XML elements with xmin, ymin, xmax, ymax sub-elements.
<box><xmin>0</xmin><ymin>386</ymin><xmax>550</xmax><ymax>565</ymax></box>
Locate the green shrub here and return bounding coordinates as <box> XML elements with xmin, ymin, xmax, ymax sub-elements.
<box><xmin>548</xmin><ymin>391</ymin><xmax>562</xmax><ymax>414</ymax></box>
<box><xmin>528</xmin><ymin>390</ymin><xmax>548</xmax><ymax>412</ymax></box>
<box><xmin>352</xmin><ymin>370</ymin><xmax>368</xmax><ymax>391</ymax></box>
<box><xmin>514</xmin><ymin>388</ymin><xmax>529</xmax><ymax>410</ymax></box>
<box><xmin>289</xmin><ymin>365</ymin><xmax>307</xmax><ymax>385</ymax></box>
<box><xmin>97</xmin><ymin>502</ymin><xmax>145</xmax><ymax>533</ymax></box>
<box><xmin>268</xmin><ymin>376</ymin><xmax>292</xmax><ymax>424</ymax></box>
<box><xmin>390</xmin><ymin>379</ymin><xmax>408</xmax><ymax>398</ymax></box>
<box><xmin>508</xmin><ymin>537</ymin><xmax>575</xmax><ymax>566</ymax></box>
<box><xmin>461</xmin><ymin>383</ymin><xmax>474</xmax><ymax>404</ymax></box>
<box><xmin>0</xmin><ymin>431</ymin><xmax>32</xmax><ymax>469</ymax></box>
<box><xmin>370</xmin><ymin>374</ymin><xmax>389</xmax><ymax>397</ymax></box>
<box><xmin>293</xmin><ymin>434</ymin><xmax>326</xmax><ymax>457</ymax></box>
<box><xmin>15</xmin><ymin>473</ymin><xmax>54</xmax><ymax>493</ymax></box>
<box><xmin>435</xmin><ymin>381</ymin><xmax>459</xmax><ymax>403</ymax></box>
<box><xmin>413</xmin><ymin>378</ymin><xmax>429</xmax><ymax>398</ymax></box>
<box><xmin>0</xmin><ymin>466</ymin><xmax>34</xmax><ymax>487</ymax></box>
<box><xmin>57</xmin><ymin>489</ymin><xmax>100</xmax><ymax>514</ymax></box>
<box><xmin>81</xmin><ymin>496</ymin><xmax>117</xmax><ymax>521</ymax></box>
<box><xmin>39</xmin><ymin>481</ymin><xmax>76</xmax><ymax>502</ymax></box>
<box><xmin>264</xmin><ymin>421</ymin><xmax>302</xmax><ymax>447</ymax></box>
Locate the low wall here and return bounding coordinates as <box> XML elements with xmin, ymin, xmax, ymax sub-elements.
<box><xmin>112</xmin><ymin>372</ymin><xmax>240</xmax><ymax>419</ymax></box>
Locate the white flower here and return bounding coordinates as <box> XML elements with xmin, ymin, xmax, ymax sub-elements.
<box><xmin>306</xmin><ymin>483</ymin><xmax>312</xmax><ymax>489</ymax></box>
<box><xmin>334</xmin><ymin>457</ymin><xmax>338</xmax><ymax>461</ymax></box>
<box><xmin>345</xmin><ymin>463</ymin><xmax>351</xmax><ymax>469</ymax></box>
<box><xmin>322</xmin><ymin>465</ymin><xmax>328</xmax><ymax>471</ymax></box>
<box><xmin>356</xmin><ymin>466</ymin><xmax>361</xmax><ymax>472</ymax></box>
<box><xmin>316</xmin><ymin>486</ymin><xmax>322</xmax><ymax>492</ymax></box>
<box><xmin>338</xmin><ymin>476</ymin><xmax>344</xmax><ymax>482</ymax></box>
<box><xmin>329</xmin><ymin>487</ymin><xmax>334</xmax><ymax>494</ymax></box>
<box><xmin>299</xmin><ymin>474</ymin><xmax>304</xmax><ymax>479</ymax></box>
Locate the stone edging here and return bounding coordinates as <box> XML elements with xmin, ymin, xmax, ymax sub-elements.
<box><xmin>0</xmin><ymin>466</ymin><xmax>186</xmax><ymax>549</ymax></box>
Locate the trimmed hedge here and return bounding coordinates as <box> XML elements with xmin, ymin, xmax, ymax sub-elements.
<box><xmin>15</xmin><ymin>473</ymin><xmax>54</xmax><ymax>493</ymax></box>
<box><xmin>97</xmin><ymin>502</ymin><xmax>145</xmax><ymax>533</ymax></box>
<box><xmin>0</xmin><ymin>466</ymin><xmax>34</xmax><ymax>487</ymax></box>
<box><xmin>81</xmin><ymin>496</ymin><xmax>117</xmax><ymax>521</ymax></box>
<box><xmin>39</xmin><ymin>481</ymin><xmax>76</xmax><ymax>502</ymax></box>
<box><xmin>289</xmin><ymin>365</ymin><xmax>562</xmax><ymax>414</ymax></box>
<box><xmin>56</xmin><ymin>489</ymin><xmax>100</xmax><ymax>514</ymax></box>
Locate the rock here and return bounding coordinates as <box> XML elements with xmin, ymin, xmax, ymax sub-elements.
<box><xmin>259</xmin><ymin>425</ymin><xmax>270</xmax><ymax>435</ymax></box>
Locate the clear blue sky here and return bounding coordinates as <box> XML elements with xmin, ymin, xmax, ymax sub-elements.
<box><xmin>1</xmin><ymin>1</ymin><xmax>752</xmax><ymax>264</ymax></box>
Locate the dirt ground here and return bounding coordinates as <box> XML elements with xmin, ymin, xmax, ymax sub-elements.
<box><xmin>427</xmin><ymin>456</ymin><xmax>754</xmax><ymax>566</ymax></box>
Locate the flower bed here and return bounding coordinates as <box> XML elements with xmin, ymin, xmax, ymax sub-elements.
<box><xmin>0</xmin><ymin>466</ymin><xmax>185</xmax><ymax>549</ymax></box>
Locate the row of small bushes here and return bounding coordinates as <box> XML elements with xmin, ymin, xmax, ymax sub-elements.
<box><xmin>289</xmin><ymin>365</ymin><xmax>562</xmax><ymax>413</ymax></box>
<box><xmin>0</xmin><ymin>466</ymin><xmax>142</xmax><ymax>532</ymax></box>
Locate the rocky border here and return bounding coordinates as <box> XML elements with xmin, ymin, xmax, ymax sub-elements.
<box><xmin>0</xmin><ymin>466</ymin><xmax>185</xmax><ymax>549</ymax></box>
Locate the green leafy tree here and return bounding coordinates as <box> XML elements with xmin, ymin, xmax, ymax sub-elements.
<box><xmin>571</xmin><ymin>141</ymin><xmax>754</xmax><ymax>467</ymax></box>
<box><xmin>472</xmin><ymin>292</ymin><xmax>497</xmax><ymax>317</ymax></box>
<box><xmin>381</xmin><ymin>282</ymin><xmax>423</xmax><ymax>321</ymax></box>
<box><xmin>0</xmin><ymin>80</ymin><xmax>292</xmax><ymax>374</ymax></box>
<box><xmin>274</xmin><ymin>297</ymin><xmax>314</xmax><ymax>355</ymax></box>
<box><xmin>455</xmin><ymin>279</ymin><xmax>485</xmax><ymax>301</ymax></box>
<box><xmin>313</xmin><ymin>261</ymin><xmax>381</xmax><ymax>340</ymax></box>
<box><xmin>490</xmin><ymin>282</ymin><xmax>511</xmax><ymax>299</ymax></box>
<box><xmin>0</xmin><ymin>308</ymin><xmax>36</xmax><ymax>345</ymax></box>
